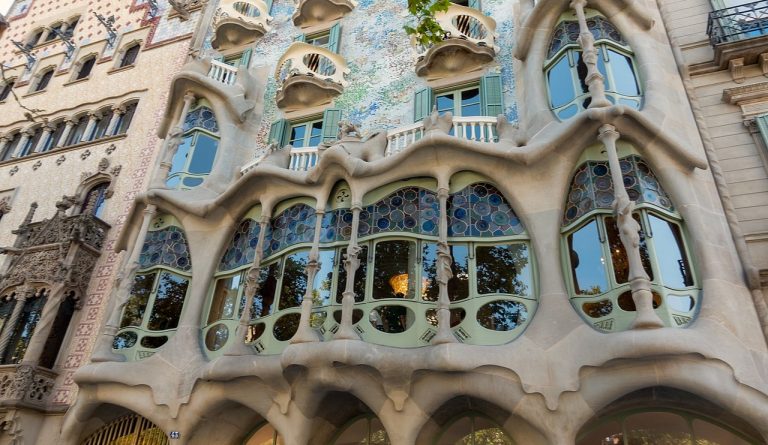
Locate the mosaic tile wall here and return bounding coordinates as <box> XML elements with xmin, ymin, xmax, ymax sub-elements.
<box><xmin>203</xmin><ymin>0</ymin><xmax>518</xmax><ymax>150</ymax></box>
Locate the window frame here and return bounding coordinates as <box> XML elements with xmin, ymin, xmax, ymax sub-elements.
<box><xmin>288</xmin><ymin>117</ymin><xmax>324</xmax><ymax>148</ymax></box>
<box><xmin>32</xmin><ymin>68</ymin><xmax>54</xmax><ymax>93</ymax></box>
<box><xmin>118</xmin><ymin>43</ymin><xmax>141</xmax><ymax>69</ymax></box>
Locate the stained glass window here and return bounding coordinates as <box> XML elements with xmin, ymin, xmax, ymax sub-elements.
<box><xmin>358</xmin><ymin>187</ymin><xmax>439</xmax><ymax>238</ymax></box>
<box><xmin>139</xmin><ymin>226</ymin><xmax>192</xmax><ymax>272</ymax></box>
<box><xmin>219</xmin><ymin>219</ymin><xmax>260</xmax><ymax>271</ymax></box>
<box><xmin>183</xmin><ymin>106</ymin><xmax>219</xmax><ymax>133</ymax></box>
<box><xmin>448</xmin><ymin>183</ymin><xmax>524</xmax><ymax>237</ymax></box>
<box><xmin>320</xmin><ymin>208</ymin><xmax>353</xmax><ymax>243</ymax></box>
<box><xmin>264</xmin><ymin>204</ymin><xmax>317</xmax><ymax>258</ymax></box>
<box><xmin>547</xmin><ymin>16</ymin><xmax>627</xmax><ymax>59</ymax></box>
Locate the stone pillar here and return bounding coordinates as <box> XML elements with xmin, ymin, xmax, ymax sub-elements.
<box><xmin>91</xmin><ymin>204</ymin><xmax>158</xmax><ymax>362</ymax></box>
<box><xmin>598</xmin><ymin>124</ymin><xmax>663</xmax><ymax>329</ymax></box>
<box><xmin>152</xmin><ymin>92</ymin><xmax>196</xmax><ymax>189</ymax></box>
<box><xmin>12</xmin><ymin>131</ymin><xmax>32</xmax><ymax>158</ymax></box>
<box><xmin>0</xmin><ymin>136</ymin><xmax>11</xmax><ymax>158</ymax></box>
<box><xmin>38</xmin><ymin>28</ymin><xmax>51</xmax><ymax>44</ymax></box>
<box><xmin>80</xmin><ymin>112</ymin><xmax>100</xmax><ymax>143</ymax></box>
<box><xmin>570</xmin><ymin>0</ymin><xmax>610</xmax><ymax>108</ymax></box>
<box><xmin>105</xmin><ymin>107</ymin><xmax>124</xmax><ymax>136</ymax></box>
<box><xmin>34</xmin><ymin>124</ymin><xmax>54</xmax><ymax>153</ymax></box>
<box><xmin>0</xmin><ymin>286</ymin><xmax>34</xmax><ymax>359</ymax></box>
<box><xmin>57</xmin><ymin>119</ymin><xmax>76</xmax><ymax>148</ymax></box>
<box><xmin>20</xmin><ymin>285</ymin><xmax>66</xmax><ymax>366</ymax></box>
<box><xmin>335</xmin><ymin>205</ymin><xmax>362</xmax><ymax>340</ymax></box>
<box><xmin>290</xmin><ymin>210</ymin><xmax>324</xmax><ymax>344</ymax></box>
<box><xmin>432</xmin><ymin>186</ymin><xmax>457</xmax><ymax>344</ymax></box>
<box><xmin>225</xmin><ymin>217</ymin><xmax>269</xmax><ymax>356</ymax></box>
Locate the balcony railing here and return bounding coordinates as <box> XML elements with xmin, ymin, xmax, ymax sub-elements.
<box><xmin>0</xmin><ymin>365</ymin><xmax>56</xmax><ymax>409</ymax></box>
<box><xmin>275</xmin><ymin>42</ymin><xmax>349</xmax><ymax>88</ymax></box>
<box><xmin>208</xmin><ymin>60</ymin><xmax>238</xmax><ymax>86</ymax></box>
<box><xmin>707</xmin><ymin>0</ymin><xmax>768</xmax><ymax>45</ymax></box>
<box><xmin>212</xmin><ymin>0</ymin><xmax>272</xmax><ymax>49</ymax></box>
<box><xmin>241</xmin><ymin>116</ymin><xmax>498</xmax><ymax>174</ymax></box>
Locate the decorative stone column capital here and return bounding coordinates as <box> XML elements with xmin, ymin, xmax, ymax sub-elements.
<box><xmin>183</xmin><ymin>91</ymin><xmax>197</xmax><ymax>104</ymax></box>
<box><xmin>569</xmin><ymin>0</ymin><xmax>587</xmax><ymax>11</ymax></box>
<box><xmin>598</xmin><ymin>124</ymin><xmax>620</xmax><ymax>143</ymax></box>
<box><xmin>437</xmin><ymin>188</ymin><xmax>449</xmax><ymax>199</ymax></box>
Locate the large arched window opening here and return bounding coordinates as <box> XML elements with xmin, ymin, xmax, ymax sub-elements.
<box><xmin>0</xmin><ymin>287</ymin><xmax>47</xmax><ymax>364</ymax></box>
<box><xmin>562</xmin><ymin>149</ymin><xmax>699</xmax><ymax>332</ymax></box>
<box><xmin>80</xmin><ymin>182</ymin><xmax>110</xmax><ymax>218</ymax></box>
<box><xmin>545</xmin><ymin>12</ymin><xmax>641</xmax><ymax>120</ymax></box>
<box><xmin>81</xmin><ymin>413</ymin><xmax>169</xmax><ymax>445</ymax></box>
<box><xmin>113</xmin><ymin>215</ymin><xmax>192</xmax><ymax>361</ymax></box>
<box><xmin>243</xmin><ymin>423</ymin><xmax>285</xmax><ymax>445</ymax></box>
<box><xmin>2</xmin><ymin>131</ymin><xmax>22</xmax><ymax>161</ymax></box>
<box><xmin>436</xmin><ymin>412</ymin><xmax>514</xmax><ymax>445</ymax></box>
<box><xmin>332</xmin><ymin>415</ymin><xmax>391</xmax><ymax>445</ymax></box>
<box><xmin>65</xmin><ymin>114</ymin><xmax>90</xmax><ymax>146</ymax></box>
<box><xmin>167</xmin><ymin>100</ymin><xmax>220</xmax><ymax>190</ymax></box>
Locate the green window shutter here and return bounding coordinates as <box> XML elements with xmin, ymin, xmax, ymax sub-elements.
<box><xmin>295</xmin><ymin>34</ymin><xmax>306</xmax><ymax>43</ymax></box>
<box><xmin>468</xmin><ymin>0</ymin><xmax>481</xmax><ymax>9</ymax></box>
<box><xmin>268</xmin><ymin>119</ymin><xmax>289</xmax><ymax>147</ymax></box>
<box><xmin>239</xmin><ymin>49</ymin><xmax>253</xmax><ymax>67</ymax></box>
<box><xmin>328</xmin><ymin>23</ymin><xmax>342</xmax><ymax>54</ymax></box>
<box><xmin>322</xmin><ymin>108</ymin><xmax>343</xmax><ymax>143</ymax></box>
<box><xmin>756</xmin><ymin>114</ymin><xmax>768</xmax><ymax>153</ymax></box>
<box><xmin>480</xmin><ymin>74</ymin><xmax>503</xmax><ymax>117</ymax></box>
<box><xmin>413</xmin><ymin>87</ymin><xmax>433</xmax><ymax>123</ymax></box>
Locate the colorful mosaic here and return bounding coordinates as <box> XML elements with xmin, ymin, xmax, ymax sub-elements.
<box><xmin>547</xmin><ymin>16</ymin><xmax>627</xmax><ymax>59</ymax></box>
<box><xmin>448</xmin><ymin>183</ymin><xmax>525</xmax><ymax>237</ymax></box>
<box><xmin>563</xmin><ymin>155</ymin><xmax>675</xmax><ymax>226</ymax></box>
<box><xmin>184</xmin><ymin>106</ymin><xmax>219</xmax><ymax>133</ymax></box>
<box><xmin>139</xmin><ymin>226</ymin><xmax>192</xmax><ymax>272</ymax></box>
<box><xmin>264</xmin><ymin>204</ymin><xmax>317</xmax><ymax>257</ymax></box>
<box><xmin>320</xmin><ymin>209</ymin><xmax>354</xmax><ymax>243</ymax></box>
<box><xmin>219</xmin><ymin>219</ymin><xmax>261</xmax><ymax>271</ymax></box>
<box><xmin>358</xmin><ymin>187</ymin><xmax>439</xmax><ymax>238</ymax></box>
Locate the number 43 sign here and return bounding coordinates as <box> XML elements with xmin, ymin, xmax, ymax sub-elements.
<box><xmin>169</xmin><ymin>431</ymin><xmax>181</xmax><ymax>439</ymax></box>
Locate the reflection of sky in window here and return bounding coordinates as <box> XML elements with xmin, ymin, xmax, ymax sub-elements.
<box><xmin>548</xmin><ymin>58</ymin><xmax>573</xmax><ymax>107</ymax></box>
<box><xmin>313</xmin><ymin>250</ymin><xmax>336</xmax><ymax>305</ymax></box>
<box><xmin>188</xmin><ymin>134</ymin><xmax>218</xmax><ymax>174</ymax></box>
<box><xmin>570</xmin><ymin>221</ymin><xmax>608</xmax><ymax>294</ymax></box>
<box><xmin>649</xmin><ymin>216</ymin><xmax>689</xmax><ymax>289</ymax></box>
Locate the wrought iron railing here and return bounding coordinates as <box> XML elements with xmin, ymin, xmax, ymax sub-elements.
<box><xmin>707</xmin><ymin>0</ymin><xmax>768</xmax><ymax>45</ymax></box>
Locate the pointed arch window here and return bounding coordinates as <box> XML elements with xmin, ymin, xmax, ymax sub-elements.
<box><xmin>545</xmin><ymin>13</ymin><xmax>642</xmax><ymax>120</ymax></box>
<box><xmin>167</xmin><ymin>101</ymin><xmax>220</xmax><ymax>190</ymax></box>
<box><xmin>562</xmin><ymin>154</ymin><xmax>698</xmax><ymax>332</ymax></box>
<box><xmin>1</xmin><ymin>288</ymin><xmax>47</xmax><ymax>365</ymax></box>
<box><xmin>81</xmin><ymin>182</ymin><xmax>109</xmax><ymax>218</ymax></box>
<box><xmin>32</xmin><ymin>68</ymin><xmax>54</xmax><ymax>93</ymax></box>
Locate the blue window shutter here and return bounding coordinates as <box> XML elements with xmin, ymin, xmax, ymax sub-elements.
<box><xmin>240</xmin><ymin>49</ymin><xmax>253</xmax><ymax>67</ymax></box>
<box><xmin>469</xmin><ymin>0</ymin><xmax>481</xmax><ymax>9</ymax></box>
<box><xmin>480</xmin><ymin>74</ymin><xmax>503</xmax><ymax>117</ymax></box>
<box><xmin>295</xmin><ymin>34</ymin><xmax>306</xmax><ymax>43</ymax></box>
<box><xmin>328</xmin><ymin>23</ymin><xmax>342</xmax><ymax>54</ymax></box>
<box><xmin>268</xmin><ymin>119</ymin><xmax>289</xmax><ymax>147</ymax></box>
<box><xmin>413</xmin><ymin>87</ymin><xmax>433</xmax><ymax>123</ymax></box>
<box><xmin>322</xmin><ymin>108</ymin><xmax>343</xmax><ymax>143</ymax></box>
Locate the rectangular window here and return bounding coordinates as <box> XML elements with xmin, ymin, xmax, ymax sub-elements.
<box><xmin>435</xmin><ymin>85</ymin><xmax>481</xmax><ymax>117</ymax></box>
<box><xmin>289</xmin><ymin>119</ymin><xmax>324</xmax><ymax>148</ymax></box>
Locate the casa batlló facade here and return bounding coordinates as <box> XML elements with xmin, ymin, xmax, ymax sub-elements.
<box><xmin>3</xmin><ymin>0</ymin><xmax>768</xmax><ymax>444</ymax></box>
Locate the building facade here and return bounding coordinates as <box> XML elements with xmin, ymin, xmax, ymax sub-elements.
<box><xmin>2</xmin><ymin>0</ymin><xmax>768</xmax><ymax>444</ymax></box>
<box><xmin>0</xmin><ymin>0</ymin><xmax>203</xmax><ymax>443</ymax></box>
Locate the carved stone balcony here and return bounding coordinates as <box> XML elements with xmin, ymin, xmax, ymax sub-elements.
<box><xmin>706</xmin><ymin>0</ymin><xmax>768</xmax><ymax>70</ymax></box>
<box><xmin>414</xmin><ymin>4</ymin><xmax>498</xmax><ymax>79</ymax></box>
<box><xmin>0</xmin><ymin>365</ymin><xmax>57</xmax><ymax>411</ymax></box>
<box><xmin>292</xmin><ymin>0</ymin><xmax>356</xmax><ymax>28</ymax></box>
<box><xmin>212</xmin><ymin>0</ymin><xmax>273</xmax><ymax>50</ymax></box>
<box><xmin>275</xmin><ymin>42</ymin><xmax>349</xmax><ymax>111</ymax></box>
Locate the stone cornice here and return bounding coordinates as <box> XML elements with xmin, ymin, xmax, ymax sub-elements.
<box><xmin>723</xmin><ymin>81</ymin><xmax>768</xmax><ymax>105</ymax></box>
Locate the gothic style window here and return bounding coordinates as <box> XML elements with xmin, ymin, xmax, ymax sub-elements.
<box><xmin>81</xmin><ymin>183</ymin><xmax>109</xmax><ymax>218</ymax></box>
<box><xmin>436</xmin><ymin>413</ymin><xmax>513</xmax><ymax>445</ymax></box>
<box><xmin>65</xmin><ymin>115</ymin><xmax>89</xmax><ymax>146</ymax></box>
<box><xmin>167</xmin><ymin>101</ymin><xmax>219</xmax><ymax>190</ymax></box>
<box><xmin>2</xmin><ymin>132</ymin><xmax>21</xmax><ymax>161</ymax></box>
<box><xmin>19</xmin><ymin>126</ymin><xmax>43</xmax><ymax>157</ymax></box>
<box><xmin>74</xmin><ymin>55</ymin><xmax>96</xmax><ymax>80</ymax></box>
<box><xmin>119</xmin><ymin>43</ymin><xmax>141</xmax><ymax>68</ymax></box>
<box><xmin>32</xmin><ymin>68</ymin><xmax>54</xmax><ymax>93</ymax></box>
<box><xmin>41</xmin><ymin>120</ymin><xmax>66</xmax><ymax>152</ymax></box>
<box><xmin>88</xmin><ymin>108</ymin><xmax>114</xmax><ymax>141</ymax></box>
<box><xmin>38</xmin><ymin>292</ymin><xmax>76</xmax><ymax>369</ymax></box>
<box><xmin>0</xmin><ymin>79</ymin><xmax>14</xmax><ymax>101</ymax></box>
<box><xmin>332</xmin><ymin>416</ymin><xmax>390</xmax><ymax>445</ymax></box>
<box><xmin>562</xmin><ymin>154</ymin><xmax>698</xmax><ymax>332</ymax></box>
<box><xmin>113</xmin><ymin>216</ymin><xmax>192</xmax><ymax>360</ymax></box>
<box><xmin>115</xmin><ymin>101</ymin><xmax>138</xmax><ymax>135</ymax></box>
<box><xmin>1</xmin><ymin>288</ymin><xmax>47</xmax><ymax>364</ymax></box>
<box><xmin>545</xmin><ymin>13</ymin><xmax>641</xmax><ymax>120</ymax></box>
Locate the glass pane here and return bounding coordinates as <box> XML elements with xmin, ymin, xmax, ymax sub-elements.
<box><xmin>575</xmin><ymin>52</ymin><xmax>590</xmax><ymax>95</ymax></box>
<box><xmin>113</xmin><ymin>331</ymin><xmax>138</xmax><ymax>350</ymax></box>
<box><xmin>188</xmin><ymin>133</ymin><xmax>218</xmax><ymax>174</ymax></box>
<box><xmin>308</xmin><ymin>33</ymin><xmax>330</xmax><ymax>47</ymax></box>
<box><xmin>604</xmin><ymin>215</ymin><xmax>653</xmax><ymax>284</ymax></box>
<box><xmin>253</xmin><ymin>262</ymin><xmax>279</xmax><ymax>318</ymax></box>
<box><xmin>313</xmin><ymin>249</ymin><xmax>336</xmax><ymax>306</ymax></box>
<box><xmin>205</xmin><ymin>323</ymin><xmax>229</xmax><ymax>351</ymax></box>
<box><xmin>476</xmin><ymin>244</ymin><xmax>531</xmax><ymax>296</ymax></box>
<box><xmin>576</xmin><ymin>421</ymin><xmax>623</xmax><ymax>445</ymax></box>
<box><xmin>308</xmin><ymin>121</ymin><xmax>323</xmax><ymax>146</ymax></box>
<box><xmin>336</xmin><ymin>246</ymin><xmax>368</xmax><ymax>303</ymax></box>
<box><xmin>548</xmin><ymin>56</ymin><xmax>575</xmax><ymax>108</ymax></box>
<box><xmin>691</xmin><ymin>419</ymin><xmax>751</xmax><ymax>445</ymax></box>
<box><xmin>568</xmin><ymin>221</ymin><xmax>608</xmax><ymax>295</ymax></box>
<box><xmin>649</xmin><ymin>215</ymin><xmax>694</xmax><ymax>288</ymax></box>
<box><xmin>120</xmin><ymin>273</ymin><xmax>156</xmax><ymax>328</ymax></box>
<box><xmin>624</xmin><ymin>412</ymin><xmax>692</xmax><ymax>445</ymax></box>
<box><xmin>208</xmin><ymin>274</ymin><xmax>242</xmax><ymax>324</ymax></box>
<box><xmin>290</xmin><ymin>124</ymin><xmax>307</xmax><ymax>147</ymax></box>
<box><xmin>422</xmin><ymin>242</ymin><xmax>439</xmax><ymax>302</ymax></box>
<box><xmin>473</xmin><ymin>417</ymin><xmax>514</xmax><ymax>445</ymax></box>
<box><xmin>147</xmin><ymin>272</ymin><xmax>189</xmax><ymax>331</ymax></box>
<box><xmin>273</xmin><ymin>313</ymin><xmax>301</xmax><ymax>341</ymax></box>
<box><xmin>279</xmin><ymin>250</ymin><xmax>310</xmax><ymax>310</ymax></box>
<box><xmin>169</xmin><ymin>135</ymin><xmax>193</xmax><ymax>177</ymax></box>
<box><xmin>461</xmin><ymin>88</ymin><xmax>481</xmax><ymax>117</ymax></box>
<box><xmin>449</xmin><ymin>244</ymin><xmax>470</xmax><ymax>302</ymax></box>
<box><xmin>477</xmin><ymin>300</ymin><xmax>528</xmax><ymax>331</ymax></box>
<box><xmin>370</xmin><ymin>305</ymin><xmax>413</xmax><ymax>333</ymax></box>
<box><xmin>245</xmin><ymin>424</ymin><xmax>282</xmax><ymax>445</ymax></box>
<box><xmin>372</xmin><ymin>240</ymin><xmax>417</xmax><ymax>299</ymax></box>
<box><xmin>335</xmin><ymin>418</ymin><xmax>369</xmax><ymax>445</ymax></box>
<box><xmin>437</xmin><ymin>93</ymin><xmax>455</xmax><ymax>115</ymax></box>
<box><xmin>2</xmin><ymin>295</ymin><xmax>46</xmax><ymax>364</ymax></box>
<box><xmin>608</xmin><ymin>50</ymin><xmax>640</xmax><ymax>96</ymax></box>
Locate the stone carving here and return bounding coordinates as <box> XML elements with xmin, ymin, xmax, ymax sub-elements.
<box><xmin>258</xmin><ymin>142</ymin><xmax>292</xmax><ymax>169</ymax></box>
<box><xmin>423</xmin><ymin>106</ymin><xmax>453</xmax><ymax>134</ymax></box>
<box><xmin>0</xmin><ymin>196</ymin><xmax>11</xmax><ymax>215</ymax></box>
<box><xmin>338</xmin><ymin>121</ymin><xmax>361</xmax><ymax>140</ymax></box>
<box><xmin>98</xmin><ymin>157</ymin><xmax>110</xmax><ymax>172</ymax></box>
<box><xmin>321</xmin><ymin>130</ymin><xmax>389</xmax><ymax>163</ymax></box>
<box><xmin>80</xmin><ymin>150</ymin><xmax>91</xmax><ymax>160</ymax></box>
<box><xmin>105</xmin><ymin>144</ymin><xmax>117</xmax><ymax>155</ymax></box>
<box><xmin>170</xmin><ymin>0</ymin><xmax>205</xmax><ymax>20</ymax></box>
<box><xmin>56</xmin><ymin>155</ymin><xmax>66</xmax><ymax>166</ymax></box>
<box><xmin>31</xmin><ymin>160</ymin><xmax>42</xmax><ymax>171</ymax></box>
<box><xmin>8</xmin><ymin>166</ymin><xmax>18</xmax><ymax>176</ymax></box>
<box><xmin>0</xmin><ymin>365</ymin><xmax>55</xmax><ymax>408</ymax></box>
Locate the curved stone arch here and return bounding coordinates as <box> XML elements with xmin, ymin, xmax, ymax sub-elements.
<box><xmin>304</xmin><ymin>390</ymin><xmax>391</xmax><ymax>445</ymax></box>
<box><xmin>183</xmin><ymin>400</ymin><xmax>269</xmax><ymax>445</ymax></box>
<box><xmin>69</xmin><ymin>52</ymin><xmax>99</xmax><ymax>82</ymax></box>
<box><xmin>62</xmin><ymin>399</ymin><xmax>173</xmax><ymax>445</ymax></box>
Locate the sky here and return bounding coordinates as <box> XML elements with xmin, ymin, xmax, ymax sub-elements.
<box><xmin>0</xmin><ymin>0</ymin><xmax>11</xmax><ymax>16</ymax></box>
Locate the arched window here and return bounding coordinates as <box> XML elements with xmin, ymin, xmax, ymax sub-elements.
<box><xmin>113</xmin><ymin>216</ymin><xmax>192</xmax><ymax>361</ymax></box>
<box><xmin>65</xmin><ymin>115</ymin><xmax>89</xmax><ymax>146</ymax></box>
<box><xmin>562</xmin><ymin>153</ymin><xmax>698</xmax><ymax>332</ymax></box>
<box><xmin>244</xmin><ymin>423</ymin><xmax>284</xmax><ymax>445</ymax></box>
<box><xmin>118</xmin><ymin>43</ymin><xmax>141</xmax><ymax>68</ymax></box>
<box><xmin>38</xmin><ymin>291</ymin><xmax>76</xmax><ymax>369</ymax></box>
<box><xmin>32</xmin><ymin>68</ymin><xmax>54</xmax><ymax>93</ymax></box>
<box><xmin>88</xmin><ymin>108</ymin><xmax>114</xmax><ymax>141</ymax></box>
<box><xmin>0</xmin><ymin>79</ymin><xmax>14</xmax><ymax>101</ymax></box>
<box><xmin>74</xmin><ymin>55</ymin><xmax>96</xmax><ymax>81</ymax></box>
<box><xmin>1</xmin><ymin>288</ymin><xmax>47</xmax><ymax>364</ymax></box>
<box><xmin>167</xmin><ymin>100</ymin><xmax>220</xmax><ymax>190</ymax></box>
<box><xmin>332</xmin><ymin>415</ymin><xmax>390</xmax><ymax>445</ymax></box>
<box><xmin>19</xmin><ymin>126</ymin><xmax>44</xmax><ymax>157</ymax></box>
<box><xmin>44</xmin><ymin>22</ymin><xmax>63</xmax><ymax>42</ymax></box>
<box><xmin>80</xmin><ymin>183</ymin><xmax>110</xmax><ymax>218</ymax></box>
<box><xmin>115</xmin><ymin>101</ymin><xmax>138</xmax><ymax>135</ymax></box>
<box><xmin>81</xmin><ymin>413</ymin><xmax>169</xmax><ymax>445</ymax></box>
<box><xmin>545</xmin><ymin>13</ymin><xmax>641</xmax><ymax>120</ymax></box>
<box><xmin>436</xmin><ymin>413</ymin><xmax>513</xmax><ymax>445</ymax></box>
<box><xmin>2</xmin><ymin>132</ymin><xmax>22</xmax><ymax>160</ymax></box>
<box><xmin>41</xmin><ymin>120</ymin><xmax>66</xmax><ymax>152</ymax></box>
<box><xmin>26</xmin><ymin>28</ymin><xmax>44</xmax><ymax>48</ymax></box>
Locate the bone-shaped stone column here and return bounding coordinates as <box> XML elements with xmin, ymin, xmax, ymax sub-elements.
<box><xmin>335</xmin><ymin>205</ymin><xmax>362</xmax><ymax>340</ymax></box>
<box><xmin>571</xmin><ymin>0</ymin><xmax>611</xmax><ymax>108</ymax></box>
<box><xmin>290</xmin><ymin>210</ymin><xmax>325</xmax><ymax>344</ymax></box>
<box><xmin>432</xmin><ymin>187</ymin><xmax>457</xmax><ymax>344</ymax></box>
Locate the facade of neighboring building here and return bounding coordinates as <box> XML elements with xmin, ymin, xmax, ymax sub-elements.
<box><xmin>1</xmin><ymin>0</ymin><xmax>768</xmax><ymax>444</ymax></box>
<box><xmin>0</xmin><ymin>0</ymin><xmax>202</xmax><ymax>444</ymax></box>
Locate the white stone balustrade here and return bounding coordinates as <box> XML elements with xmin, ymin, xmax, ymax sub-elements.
<box><xmin>212</xmin><ymin>0</ymin><xmax>273</xmax><ymax>50</ymax></box>
<box><xmin>275</xmin><ymin>42</ymin><xmax>350</xmax><ymax>87</ymax></box>
<box><xmin>208</xmin><ymin>60</ymin><xmax>238</xmax><ymax>86</ymax></box>
<box><xmin>241</xmin><ymin>116</ymin><xmax>498</xmax><ymax>174</ymax></box>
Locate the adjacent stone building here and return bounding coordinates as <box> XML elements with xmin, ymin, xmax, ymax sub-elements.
<box><xmin>3</xmin><ymin>0</ymin><xmax>768</xmax><ymax>444</ymax></box>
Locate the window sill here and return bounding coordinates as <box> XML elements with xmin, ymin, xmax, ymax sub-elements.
<box><xmin>63</xmin><ymin>77</ymin><xmax>90</xmax><ymax>87</ymax></box>
<box><xmin>22</xmin><ymin>89</ymin><xmax>47</xmax><ymax>98</ymax></box>
<box><xmin>107</xmin><ymin>64</ymin><xmax>136</xmax><ymax>75</ymax></box>
<box><xmin>0</xmin><ymin>134</ymin><xmax>126</xmax><ymax>168</ymax></box>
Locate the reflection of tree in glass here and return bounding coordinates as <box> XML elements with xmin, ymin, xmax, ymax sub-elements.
<box><xmin>3</xmin><ymin>295</ymin><xmax>46</xmax><ymax>364</ymax></box>
<box><xmin>477</xmin><ymin>301</ymin><xmax>527</xmax><ymax>331</ymax></box>
<box><xmin>373</xmin><ymin>241</ymin><xmax>416</xmax><ymax>299</ymax></box>
<box><xmin>625</xmin><ymin>430</ymin><xmax>695</xmax><ymax>445</ymax></box>
<box><xmin>147</xmin><ymin>273</ymin><xmax>189</xmax><ymax>331</ymax></box>
<box><xmin>457</xmin><ymin>428</ymin><xmax>513</xmax><ymax>445</ymax></box>
<box><xmin>476</xmin><ymin>245</ymin><xmax>530</xmax><ymax>296</ymax></box>
<box><xmin>121</xmin><ymin>273</ymin><xmax>156</xmax><ymax>328</ymax></box>
<box><xmin>273</xmin><ymin>313</ymin><xmax>301</xmax><ymax>341</ymax></box>
<box><xmin>279</xmin><ymin>253</ymin><xmax>308</xmax><ymax>310</ymax></box>
<box><xmin>363</xmin><ymin>429</ymin><xmax>390</xmax><ymax>445</ymax></box>
<box><xmin>336</xmin><ymin>246</ymin><xmax>368</xmax><ymax>303</ymax></box>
